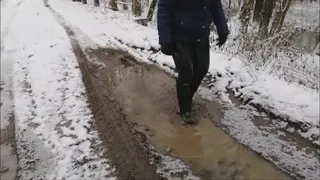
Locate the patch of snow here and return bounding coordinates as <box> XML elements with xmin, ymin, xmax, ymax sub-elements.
<box><xmin>286</xmin><ymin>1</ymin><xmax>320</xmax><ymax>29</ymax></box>
<box><xmin>9</xmin><ymin>0</ymin><xmax>116</xmax><ymax>179</ymax></box>
<box><xmin>222</xmin><ymin>105</ymin><xmax>320</xmax><ymax>180</ymax></box>
<box><xmin>1</xmin><ymin>0</ymin><xmax>17</xmax><ymax>129</ymax></box>
<box><xmin>147</xmin><ymin>146</ymin><xmax>200</xmax><ymax>180</ymax></box>
<box><xmin>0</xmin><ymin>77</ymin><xmax>13</xmax><ymax>129</ymax></box>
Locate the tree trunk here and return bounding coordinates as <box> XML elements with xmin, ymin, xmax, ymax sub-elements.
<box><xmin>132</xmin><ymin>0</ymin><xmax>142</xmax><ymax>17</ymax></box>
<box><xmin>144</xmin><ymin>0</ymin><xmax>149</xmax><ymax>8</ymax></box>
<box><xmin>270</xmin><ymin>0</ymin><xmax>292</xmax><ymax>35</ymax></box>
<box><xmin>122</xmin><ymin>0</ymin><xmax>128</xmax><ymax>10</ymax></box>
<box><xmin>110</xmin><ymin>0</ymin><xmax>118</xmax><ymax>11</ymax></box>
<box><xmin>94</xmin><ymin>0</ymin><xmax>100</xmax><ymax>6</ymax></box>
<box><xmin>253</xmin><ymin>0</ymin><xmax>263</xmax><ymax>22</ymax></box>
<box><xmin>277</xmin><ymin>0</ymin><xmax>292</xmax><ymax>31</ymax></box>
<box><xmin>270</xmin><ymin>0</ymin><xmax>282</xmax><ymax>35</ymax></box>
<box><xmin>258</xmin><ymin>0</ymin><xmax>274</xmax><ymax>39</ymax></box>
<box><xmin>314</xmin><ymin>41</ymin><xmax>320</xmax><ymax>55</ymax></box>
<box><xmin>147</xmin><ymin>0</ymin><xmax>157</xmax><ymax>21</ymax></box>
<box><xmin>239</xmin><ymin>0</ymin><xmax>255</xmax><ymax>33</ymax></box>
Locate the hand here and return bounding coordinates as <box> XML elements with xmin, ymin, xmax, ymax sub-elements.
<box><xmin>216</xmin><ymin>33</ymin><xmax>228</xmax><ymax>47</ymax></box>
<box><xmin>160</xmin><ymin>43</ymin><xmax>174</xmax><ymax>55</ymax></box>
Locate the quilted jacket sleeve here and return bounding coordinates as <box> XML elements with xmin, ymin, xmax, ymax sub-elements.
<box><xmin>211</xmin><ymin>0</ymin><xmax>229</xmax><ymax>37</ymax></box>
<box><xmin>157</xmin><ymin>0</ymin><xmax>174</xmax><ymax>45</ymax></box>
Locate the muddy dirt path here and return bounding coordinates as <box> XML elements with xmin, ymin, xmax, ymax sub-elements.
<box><xmin>1</xmin><ymin>71</ymin><xmax>17</xmax><ymax>180</ymax></box>
<box><xmin>64</xmin><ymin>32</ymin><xmax>160</xmax><ymax>180</ymax></box>
<box><xmin>48</xmin><ymin>4</ymin><xmax>291</xmax><ymax>180</ymax></box>
<box><xmin>0</xmin><ymin>115</ymin><xmax>17</xmax><ymax>180</ymax></box>
<box><xmin>86</xmin><ymin>47</ymin><xmax>291</xmax><ymax>179</ymax></box>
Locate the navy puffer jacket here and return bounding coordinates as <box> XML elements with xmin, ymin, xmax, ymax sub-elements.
<box><xmin>157</xmin><ymin>0</ymin><xmax>229</xmax><ymax>45</ymax></box>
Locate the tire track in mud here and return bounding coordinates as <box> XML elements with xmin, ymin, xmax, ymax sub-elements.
<box><xmin>47</xmin><ymin>6</ymin><xmax>161</xmax><ymax>180</ymax></box>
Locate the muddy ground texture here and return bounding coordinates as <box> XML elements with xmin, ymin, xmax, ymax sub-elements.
<box><xmin>0</xmin><ymin>84</ymin><xmax>17</xmax><ymax>179</ymax></box>
<box><xmin>61</xmin><ymin>16</ymin><xmax>290</xmax><ymax>179</ymax></box>
<box><xmin>72</xmin><ymin>43</ymin><xmax>293</xmax><ymax>179</ymax></box>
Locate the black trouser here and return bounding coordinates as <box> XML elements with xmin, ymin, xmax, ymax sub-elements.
<box><xmin>172</xmin><ymin>39</ymin><xmax>210</xmax><ymax>114</ymax></box>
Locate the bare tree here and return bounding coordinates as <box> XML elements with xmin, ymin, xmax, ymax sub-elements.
<box><xmin>277</xmin><ymin>0</ymin><xmax>292</xmax><ymax>32</ymax></box>
<box><xmin>110</xmin><ymin>0</ymin><xmax>118</xmax><ymax>11</ymax></box>
<box><xmin>122</xmin><ymin>0</ymin><xmax>128</xmax><ymax>10</ymax></box>
<box><xmin>253</xmin><ymin>0</ymin><xmax>263</xmax><ymax>22</ymax></box>
<box><xmin>94</xmin><ymin>0</ymin><xmax>99</xmax><ymax>6</ymax></box>
<box><xmin>143</xmin><ymin>0</ymin><xmax>149</xmax><ymax>9</ymax></box>
<box><xmin>314</xmin><ymin>41</ymin><xmax>320</xmax><ymax>56</ymax></box>
<box><xmin>147</xmin><ymin>0</ymin><xmax>157</xmax><ymax>21</ymax></box>
<box><xmin>132</xmin><ymin>0</ymin><xmax>142</xmax><ymax>16</ymax></box>
<box><xmin>239</xmin><ymin>0</ymin><xmax>255</xmax><ymax>33</ymax></box>
<box><xmin>270</xmin><ymin>0</ymin><xmax>292</xmax><ymax>35</ymax></box>
<box><xmin>258</xmin><ymin>0</ymin><xmax>274</xmax><ymax>38</ymax></box>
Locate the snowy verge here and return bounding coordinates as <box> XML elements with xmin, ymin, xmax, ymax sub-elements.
<box><xmin>10</xmin><ymin>0</ymin><xmax>116</xmax><ymax>179</ymax></box>
<box><xmin>146</xmin><ymin>145</ymin><xmax>200</xmax><ymax>180</ymax></box>
<box><xmin>50</xmin><ymin>0</ymin><xmax>319</xmax><ymax>145</ymax></box>
<box><xmin>222</xmin><ymin>105</ymin><xmax>320</xmax><ymax>180</ymax></box>
<box><xmin>1</xmin><ymin>0</ymin><xmax>16</xmax><ymax>129</ymax></box>
<box><xmin>197</xmin><ymin>87</ymin><xmax>320</xmax><ymax>180</ymax></box>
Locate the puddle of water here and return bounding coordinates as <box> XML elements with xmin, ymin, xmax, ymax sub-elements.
<box><xmin>91</xmin><ymin>48</ymin><xmax>290</xmax><ymax>179</ymax></box>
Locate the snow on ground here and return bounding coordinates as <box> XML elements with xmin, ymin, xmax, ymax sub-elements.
<box><xmin>1</xmin><ymin>1</ymin><xmax>18</xmax><ymax>179</ymax></box>
<box><xmin>50</xmin><ymin>0</ymin><xmax>319</xmax><ymax>145</ymax></box>
<box><xmin>197</xmin><ymin>87</ymin><xmax>320</xmax><ymax>180</ymax></box>
<box><xmin>1</xmin><ymin>0</ymin><xmax>16</xmax><ymax>129</ymax></box>
<box><xmin>222</xmin><ymin>105</ymin><xmax>320</xmax><ymax>180</ymax></box>
<box><xmin>286</xmin><ymin>1</ymin><xmax>320</xmax><ymax>29</ymax></box>
<box><xmin>6</xmin><ymin>0</ymin><xmax>116</xmax><ymax>179</ymax></box>
<box><xmin>147</xmin><ymin>146</ymin><xmax>200</xmax><ymax>180</ymax></box>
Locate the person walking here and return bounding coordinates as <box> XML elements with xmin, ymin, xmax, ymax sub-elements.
<box><xmin>157</xmin><ymin>0</ymin><xmax>229</xmax><ymax>124</ymax></box>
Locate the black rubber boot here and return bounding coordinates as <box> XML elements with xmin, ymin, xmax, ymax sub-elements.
<box><xmin>176</xmin><ymin>82</ymin><xmax>191</xmax><ymax>114</ymax></box>
<box><xmin>180</xmin><ymin>112</ymin><xmax>195</xmax><ymax>124</ymax></box>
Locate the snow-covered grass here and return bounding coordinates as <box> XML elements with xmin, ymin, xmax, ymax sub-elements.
<box><xmin>50</xmin><ymin>0</ymin><xmax>319</xmax><ymax>145</ymax></box>
<box><xmin>6</xmin><ymin>0</ymin><xmax>116</xmax><ymax>178</ymax></box>
<box><xmin>210</xmin><ymin>18</ymin><xmax>319</xmax><ymax>91</ymax></box>
<box><xmin>286</xmin><ymin>1</ymin><xmax>320</xmax><ymax>29</ymax></box>
<box><xmin>221</xmin><ymin>106</ymin><xmax>320</xmax><ymax>180</ymax></box>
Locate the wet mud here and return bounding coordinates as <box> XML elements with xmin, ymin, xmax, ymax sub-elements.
<box><xmin>0</xmin><ymin>114</ymin><xmax>18</xmax><ymax>180</ymax></box>
<box><xmin>85</xmin><ymin>48</ymin><xmax>290</xmax><ymax>180</ymax></box>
